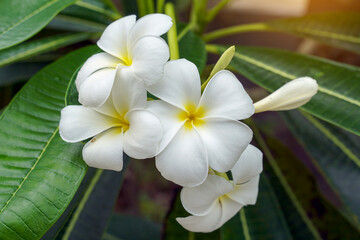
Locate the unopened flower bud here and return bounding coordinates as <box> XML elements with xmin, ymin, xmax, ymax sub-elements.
<box><xmin>254</xmin><ymin>77</ymin><xmax>318</xmax><ymax>113</ymax></box>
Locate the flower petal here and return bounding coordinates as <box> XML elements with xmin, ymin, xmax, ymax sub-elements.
<box><xmin>82</xmin><ymin>128</ymin><xmax>124</xmax><ymax>171</ymax></box>
<box><xmin>231</xmin><ymin>144</ymin><xmax>263</xmax><ymax>184</ymax></box>
<box><xmin>227</xmin><ymin>175</ymin><xmax>260</xmax><ymax>205</ymax></box>
<box><xmin>216</xmin><ymin>196</ymin><xmax>243</xmax><ymax>229</ymax></box>
<box><xmin>180</xmin><ymin>174</ymin><xmax>233</xmax><ymax>216</ymax></box>
<box><xmin>112</xmin><ymin>67</ymin><xmax>147</xmax><ymax>116</ymax></box>
<box><xmin>130</xmin><ymin>36</ymin><xmax>169</xmax><ymax>86</ymax></box>
<box><xmin>146</xmin><ymin>100</ymin><xmax>184</xmax><ymax>153</ymax></box>
<box><xmin>59</xmin><ymin>106</ymin><xmax>117</xmax><ymax>143</ymax></box>
<box><xmin>97</xmin><ymin>15</ymin><xmax>136</xmax><ymax>58</ymax></box>
<box><xmin>147</xmin><ymin>59</ymin><xmax>201</xmax><ymax>109</ymax></box>
<box><xmin>124</xmin><ymin>109</ymin><xmax>163</xmax><ymax>159</ymax></box>
<box><xmin>129</xmin><ymin>13</ymin><xmax>172</xmax><ymax>43</ymax></box>
<box><xmin>200</xmin><ymin>70</ymin><xmax>254</xmax><ymax>120</ymax></box>
<box><xmin>176</xmin><ymin>201</ymin><xmax>222</xmax><ymax>233</ymax></box>
<box><xmin>155</xmin><ymin>126</ymin><xmax>208</xmax><ymax>187</ymax></box>
<box><xmin>196</xmin><ymin>118</ymin><xmax>253</xmax><ymax>172</ymax></box>
<box><xmin>75</xmin><ymin>52</ymin><xmax>119</xmax><ymax>90</ymax></box>
<box><xmin>78</xmin><ymin>68</ymin><xmax>117</xmax><ymax>107</ymax></box>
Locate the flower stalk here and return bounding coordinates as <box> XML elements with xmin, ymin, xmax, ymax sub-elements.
<box><xmin>165</xmin><ymin>3</ymin><xmax>180</xmax><ymax>60</ymax></box>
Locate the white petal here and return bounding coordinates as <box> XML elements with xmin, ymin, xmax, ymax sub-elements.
<box><xmin>129</xmin><ymin>13</ymin><xmax>172</xmax><ymax>43</ymax></box>
<box><xmin>112</xmin><ymin>67</ymin><xmax>147</xmax><ymax>116</ymax></box>
<box><xmin>75</xmin><ymin>52</ymin><xmax>119</xmax><ymax>90</ymax></box>
<box><xmin>78</xmin><ymin>68</ymin><xmax>117</xmax><ymax>107</ymax></box>
<box><xmin>227</xmin><ymin>175</ymin><xmax>260</xmax><ymax>205</ymax></box>
<box><xmin>180</xmin><ymin>174</ymin><xmax>233</xmax><ymax>216</ymax></box>
<box><xmin>94</xmin><ymin>91</ymin><xmax>120</xmax><ymax>119</ymax></box>
<box><xmin>231</xmin><ymin>144</ymin><xmax>263</xmax><ymax>184</ymax></box>
<box><xmin>216</xmin><ymin>197</ymin><xmax>243</xmax><ymax>229</ymax></box>
<box><xmin>124</xmin><ymin>109</ymin><xmax>163</xmax><ymax>159</ymax></box>
<box><xmin>97</xmin><ymin>15</ymin><xmax>136</xmax><ymax>59</ymax></box>
<box><xmin>176</xmin><ymin>201</ymin><xmax>222</xmax><ymax>233</ymax></box>
<box><xmin>82</xmin><ymin>128</ymin><xmax>124</xmax><ymax>171</ymax></box>
<box><xmin>200</xmin><ymin>70</ymin><xmax>254</xmax><ymax>120</ymax></box>
<box><xmin>146</xmin><ymin>100</ymin><xmax>184</xmax><ymax>153</ymax></box>
<box><xmin>196</xmin><ymin>118</ymin><xmax>253</xmax><ymax>172</ymax></box>
<box><xmin>147</xmin><ymin>59</ymin><xmax>201</xmax><ymax>109</ymax></box>
<box><xmin>254</xmin><ymin>77</ymin><xmax>318</xmax><ymax>113</ymax></box>
<box><xmin>130</xmin><ymin>36</ymin><xmax>169</xmax><ymax>86</ymax></box>
<box><xmin>155</xmin><ymin>126</ymin><xmax>208</xmax><ymax>187</ymax></box>
<box><xmin>59</xmin><ymin>106</ymin><xmax>117</xmax><ymax>143</ymax></box>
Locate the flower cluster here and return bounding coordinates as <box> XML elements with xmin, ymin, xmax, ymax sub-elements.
<box><xmin>59</xmin><ymin>14</ymin><xmax>318</xmax><ymax>233</ymax></box>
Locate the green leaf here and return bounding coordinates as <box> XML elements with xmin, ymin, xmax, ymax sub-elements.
<box><xmin>178</xmin><ymin>25</ymin><xmax>207</xmax><ymax>74</ymax></box>
<box><xmin>0</xmin><ymin>0</ymin><xmax>78</xmax><ymax>50</ymax></box>
<box><xmin>0</xmin><ymin>45</ymin><xmax>99</xmax><ymax>239</ymax></box>
<box><xmin>103</xmin><ymin>214</ymin><xmax>161</xmax><ymax>240</ymax></box>
<box><xmin>281</xmin><ymin>110</ymin><xmax>360</xmax><ymax>230</ymax></box>
<box><xmin>208</xmin><ymin>45</ymin><xmax>360</xmax><ymax>136</ymax></box>
<box><xmin>267</xmin><ymin>12</ymin><xmax>360</xmax><ymax>54</ymax></box>
<box><xmin>0</xmin><ymin>33</ymin><xmax>93</xmax><ymax>68</ymax></box>
<box><xmin>47</xmin><ymin>15</ymin><xmax>106</xmax><ymax>32</ymax></box>
<box><xmin>61</xmin><ymin>158</ymin><xmax>130</xmax><ymax>240</ymax></box>
<box><xmin>254</xmin><ymin>117</ymin><xmax>360</xmax><ymax>239</ymax></box>
<box><xmin>41</xmin><ymin>169</ymin><xmax>97</xmax><ymax>239</ymax></box>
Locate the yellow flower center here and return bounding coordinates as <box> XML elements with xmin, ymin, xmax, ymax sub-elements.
<box><xmin>178</xmin><ymin>103</ymin><xmax>206</xmax><ymax>130</ymax></box>
<box><xmin>114</xmin><ymin>114</ymin><xmax>130</xmax><ymax>132</ymax></box>
<box><xmin>121</xmin><ymin>55</ymin><xmax>132</xmax><ymax>66</ymax></box>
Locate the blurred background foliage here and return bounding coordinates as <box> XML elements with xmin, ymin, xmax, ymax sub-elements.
<box><xmin>0</xmin><ymin>0</ymin><xmax>360</xmax><ymax>239</ymax></box>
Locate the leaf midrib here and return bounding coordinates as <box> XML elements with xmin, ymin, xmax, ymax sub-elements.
<box><xmin>0</xmin><ymin>127</ymin><xmax>59</xmax><ymax>214</ymax></box>
<box><xmin>233</xmin><ymin>51</ymin><xmax>360</xmax><ymax>108</ymax></box>
<box><xmin>1</xmin><ymin>0</ymin><xmax>63</xmax><ymax>38</ymax></box>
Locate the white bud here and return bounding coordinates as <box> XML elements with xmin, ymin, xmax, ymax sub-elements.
<box><xmin>254</xmin><ymin>77</ymin><xmax>318</xmax><ymax>113</ymax></box>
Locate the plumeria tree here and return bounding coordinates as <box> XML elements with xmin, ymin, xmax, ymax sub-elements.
<box><xmin>0</xmin><ymin>0</ymin><xmax>359</xmax><ymax>239</ymax></box>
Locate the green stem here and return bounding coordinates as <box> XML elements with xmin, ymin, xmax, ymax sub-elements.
<box><xmin>190</xmin><ymin>0</ymin><xmax>208</xmax><ymax>34</ymax></box>
<box><xmin>146</xmin><ymin>0</ymin><xmax>155</xmax><ymax>13</ymax></box>
<box><xmin>206</xmin><ymin>0</ymin><xmax>231</xmax><ymax>23</ymax></box>
<box><xmin>137</xmin><ymin>0</ymin><xmax>147</xmax><ymax>17</ymax></box>
<box><xmin>156</xmin><ymin>0</ymin><xmax>165</xmax><ymax>13</ymax></box>
<box><xmin>203</xmin><ymin>23</ymin><xmax>271</xmax><ymax>42</ymax></box>
<box><xmin>75</xmin><ymin>1</ymin><xmax>121</xmax><ymax>20</ymax></box>
<box><xmin>62</xmin><ymin>169</ymin><xmax>104</xmax><ymax>240</ymax></box>
<box><xmin>165</xmin><ymin>3</ymin><xmax>179</xmax><ymax>60</ymax></box>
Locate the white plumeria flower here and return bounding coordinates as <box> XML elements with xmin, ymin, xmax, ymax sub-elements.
<box><xmin>254</xmin><ymin>77</ymin><xmax>318</xmax><ymax>113</ymax></box>
<box><xmin>147</xmin><ymin>59</ymin><xmax>254</xmax><ymax>187</ymax></box>
<box><xmin>177</xmin><ymin>144</ymin><xmax>263</xmax><ymax>233</ymax></box>
<box><xmin>59</xmin><ymin>71</ymin><xmax>163</xmax><ymax>171</ymax></box>
<box><xmin>76</xmin><ymin>14</ymin><xmax>172</xmax><ymax>107</ymax></box>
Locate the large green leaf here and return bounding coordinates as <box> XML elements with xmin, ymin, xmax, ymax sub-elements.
<box><xmin>164</xmin><ymin>175</ymin><xmax>293</xmax><ymax>240</ymax></box>
<box><xmin>47</xmin><ymin>15</ymin><xmax>106</xmax><ymax>32</ymax></box>
<box><xmin>208</xmin><ymin>45</ymin><xmax>360</xmax><ymax>136</ymax></box>
<box><xmin>0</xmin><ymin>33</ymin><xmax>93</xmax><ymax>68</ymax></box>
<box><xmin>267</xmin><ymin>12</ymin><xmax>360</xmax><ymax>54</ymax></box>
<box><xmin>0</xmin><ymin>45</ymin><xmax>99</xmax><ymax>239</ymax></box>
<box><xmin>41</xmin><ymin>169</ymin><xmax>96</xmax><ymax>240</ymax></box>
<box><xmin>0</xmin><ymin>0</ymin><xmax>78</xmax><ymax>50</ymax></box>
<box><xmin>281</xmin><ymin>110</ymin><xmax>360</xmax><ymax>230</ymax></box>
